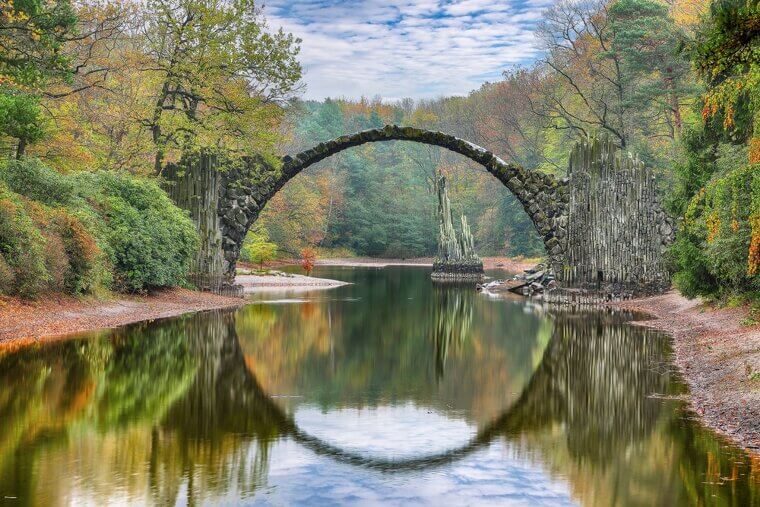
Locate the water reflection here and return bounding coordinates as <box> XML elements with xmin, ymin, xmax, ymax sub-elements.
<box><xmin>0</xmin><ymin>268</ymin><xmax>757</xmax><ymax>505</ymax></box>
<box><xmin>429</xmin><ymin>283</ymin><xmax>475</xmax><ymax>380</ymax></box>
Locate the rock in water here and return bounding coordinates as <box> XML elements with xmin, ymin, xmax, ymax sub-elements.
<box><xmin>431</xmin><ymin>175</ymin><xmax>484</xmax><ymax>281</ymax></box>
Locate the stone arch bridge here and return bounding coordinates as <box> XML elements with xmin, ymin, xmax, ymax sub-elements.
<box><xmin>165</xmin><ymin>125</ymin><xmax>673</xmax><ymax>295</ymax></box>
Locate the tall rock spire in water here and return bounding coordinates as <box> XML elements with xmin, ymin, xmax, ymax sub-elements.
<box><xmin>433</xmin><ymin>176</ymin><xmax>483</xmax><ymax>280</ymax></box>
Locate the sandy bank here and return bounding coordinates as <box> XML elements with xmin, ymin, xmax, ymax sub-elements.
<box><xmin>611</xmin><ymin>291</ymin><xmax>760</xmax><ymax>452</ymax></box>
<box><xmin>237</xmin><ymin>273</ymin><xmax>349</xmax><ymax>292</ymax></box>
<box><xmin>0</xmin><ymin>288</ymin><xmax>245</xmax><ymax>346</ymax></box>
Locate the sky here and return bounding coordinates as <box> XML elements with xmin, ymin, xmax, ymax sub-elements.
<box><xmin>264</xmin><ymin>0</ymin><xmax>555</xmax><ymax>102</ymax></box>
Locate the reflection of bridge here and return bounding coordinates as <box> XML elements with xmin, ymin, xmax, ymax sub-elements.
<box><xmin>163</xmin><ymin>308</ymin><xmax>668</xmax><ymax>473</ymax></box>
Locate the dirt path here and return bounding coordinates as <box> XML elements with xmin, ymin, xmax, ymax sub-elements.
<box><xmin>0</xmin><ymin>288</ymin><xmax>245</xmax><ymax>347</ymax></box>
<box><xmin>612</xmin><ymin>292</ymin><xmax>760</xmax><ymax>452</ymax></box>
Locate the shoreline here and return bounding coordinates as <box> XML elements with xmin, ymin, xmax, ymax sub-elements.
<box><xmin>0</xmin><ymin>288</ymin><xmax>246</xmax><ymax>347</ymax></box>
<box><xmin>610</xmin><ymin>291</ymin><xmax>760</xmax><ymax>453</ymax></box>
<box><xmin>0</xmin><ymin>271</ymin><xmax>350</xmax><ymax>346</ymax></box>
<box><xmin>237</xmin><ymin>273</ymin><xmax>349</xmax><ymax>292</ymax></box>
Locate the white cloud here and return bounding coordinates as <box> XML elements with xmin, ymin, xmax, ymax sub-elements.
<box><xmin>264</xmin><ymin>0</ymin><xmax>550</xmax><ymax>101</ymax></box>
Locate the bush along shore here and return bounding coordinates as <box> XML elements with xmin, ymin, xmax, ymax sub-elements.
<box><xmin>0</xmin><ymin>158</ymin><xmax>198</xmax><ymax>298</ymax></box>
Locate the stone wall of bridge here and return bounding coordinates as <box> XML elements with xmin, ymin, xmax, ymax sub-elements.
<box><xmin>560</xmin><ymin>137</ymin><xmax>674</xmax><ymax>295</ymax></box>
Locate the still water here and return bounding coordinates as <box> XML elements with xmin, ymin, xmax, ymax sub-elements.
<box><xmin>0</xmin><ymin>266</ymin><xmax>758</xmax><ymax>506</ymax></box>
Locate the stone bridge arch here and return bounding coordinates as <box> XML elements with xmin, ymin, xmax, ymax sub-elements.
<box><xmin>213</xmin><ymin>125</ymin><xmax>568</xmax><ymax>279</ymax></box>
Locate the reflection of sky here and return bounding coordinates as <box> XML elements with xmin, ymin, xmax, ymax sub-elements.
<box><xmin>258</xmin><ymin>441</ymin><xmax>572</xmax><ymax>506</ymax></box>
<box><xmin>293</xmin><ymin>403</ymin><xmax>474</xmax><ymax>458</ymax></box>
<box><xmin>182</xmin><ymin>404</ymin><xmax>574</xmax><ymax>506</ymax></box>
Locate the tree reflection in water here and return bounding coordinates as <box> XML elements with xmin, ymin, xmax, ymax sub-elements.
<box><xmin>0</xmin><ymin>289</ymin><xmax>757</xmax><ymax>505</ymax></box>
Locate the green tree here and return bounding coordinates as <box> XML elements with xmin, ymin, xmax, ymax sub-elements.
<box><xmin>609</xmin><ymin>0</ymin><xmax>699</xmax><ymax>139</ymax></box>
<box><xmin>669</xmin><ymin>0</ymin><xmax>760</xmax><ymax>300</ymax></box>
<box><xmin>0</xmin><ymin>93</ymin><xmax>46</xmax><ymax>158</ymax></box>
<box><xmin>241</xmin><ymin>224</ymin><xmax>278</xmax><ymax>269</ymax></box>
<box><xmin>0</xmin><ymin>0</ymin><xmax>77</xmax><ymax>87</ymax></box>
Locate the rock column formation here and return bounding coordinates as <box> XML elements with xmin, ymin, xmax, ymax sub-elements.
<box><xmin>162</xmin><ymin>154</ymin><xmax>229</xmax><ymax>293</ymax></box>
<box><xmin>559</xmin><ymin>136</ymin><xmax>674</xmax><ymax>295</ymax></box>
<box><xmin>432</xmin><ymin>175</ymin><xmax>484</xmax><ymax>280</ymax></box>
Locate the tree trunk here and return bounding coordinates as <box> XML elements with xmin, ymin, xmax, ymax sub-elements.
<box><xmin>16</xmin><ymin>138</ymin><xmax>26</xmax><ymax>159</ymax></box>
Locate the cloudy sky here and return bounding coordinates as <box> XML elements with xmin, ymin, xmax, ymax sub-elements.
<box><xmin>264</xmin><ymin>0</ymin><xmax>554</xmax><ymax>101</ymax></box>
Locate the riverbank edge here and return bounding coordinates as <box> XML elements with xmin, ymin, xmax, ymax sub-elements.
<box><xmin>236</xmin><ymin>273</ymin><xmax>349</xmax><ymax>292</ymax></box>
<box><xmin>0</xmin><ymin>288</ymin><xmax>247</xmax><ymax>348</ymax></box>
<box><xmin>257</xmin><ymin>255</ymin><xmax>538</xmax><ymax>271</ymax></box>
<box><xmin>0</xmin><ymin>270</ymin><xmax>354</xmax><ymax>345</ymax></box>
<box><xmin>609</xmin><ymin>291</ymin><xmax>760</xmax><ymax>454</ymax></box>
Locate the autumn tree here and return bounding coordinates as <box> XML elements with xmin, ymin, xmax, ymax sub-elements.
<box><xmin>30</xmin><ymin>1</ymin><xmax>137</xmax><ymax>169</ymax></box>
<box><xmin>532</xmin><ymin>0</ymin><xmax>632</xmax><ymax>147</ymax></box>
<box><xmin>241</xmin><ymin>224</ymin><xmax>277</xmax><ymax>269</ymax></box>
<box><xmin>0</xmin><ymin>0</ymin><xmax>77</xmax><ymax>156</ymax></box>
<box><xmin>138</xmin><ymin>0</ymin><xmax>302</xmax><ymax>173</ymax></box>
<box><xmin>669</xmin><ymin>0</ymin><xmax>760</xmax><ymax>299</ymax></box>
<box><xmin>300</xmin><ymin>247</ymin><xmax>315</xmax><ymax>276</ymax></box>
<box><xmin>691</xmin><ymin>0</ymin><xmax>759</xmax><ymax>142</ymax></box>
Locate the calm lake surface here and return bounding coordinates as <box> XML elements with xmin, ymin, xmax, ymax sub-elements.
<box><xmin>1</xmin><ymin>266</ymin><xmax>758</xmax><ymax>506</ymax></box>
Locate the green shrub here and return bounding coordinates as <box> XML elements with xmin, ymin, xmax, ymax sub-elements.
<box><xmin>672</xmin><ymin>164</ymin><xmax>760</xmax><ymax>300</ymax></box>
<box><xmin>41</xmin><ymin>231</ymin><xmax>70</xmax><ymax>292</ymax></box>
<box><xmin>2</xmin><ymin>158</ymin><xmax>74</xmax><ymax>206</ymax></box>
<box><xmin>0</xmin><ymin>184</ymin><xmax>49</xmax><ymax>297</ymax></box>
<box><xmin>0</xmin><ymin>254</ymin><xmax>12</xmax><ymax>294</ymax></box>
<box><xmin>78</xmin><ymin>172</ymin><xmax>198</xmax><ymax>292</ymax></box>
<box><xmin>0</xmin><ymin>160</ymin><xmax>198</xmax><ymax>296</ymax></box>
<box><xmin>241</xmin><ymin>224</ymin><xmax>277</xmax><ymax>268</ymax></box>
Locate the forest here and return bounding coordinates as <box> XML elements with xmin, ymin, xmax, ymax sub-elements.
<box><xmin>0</xmin><ymin>0</ymin><xmax>758</xmax><ymax>300</ymax></box>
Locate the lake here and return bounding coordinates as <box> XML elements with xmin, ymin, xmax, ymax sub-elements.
<box><xmin>0</xmin><ymin>266</ymin><xmax>757</xmax><ymax>506</ymax></box>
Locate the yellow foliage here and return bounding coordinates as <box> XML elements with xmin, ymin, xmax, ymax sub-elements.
<box><xmin>749</xmin><ymin>215</ymin><xmax>760</xmax><ymax>277</ymax></box>
<box><xmin>706</xmin><ymin>211</ymin><xmax>720</xmax><ymax>243</ymax></box>
<box><xmin>410</xmin><ymin>109</ymin><xmax>439</xmax><ymax>128</ymax></box>
<box><xmin>669</xmin><ymin>0</ymin><xmax>710</xmax><ymax>27</ymax></box>
<box><xmin>750</xmin><ymin>138</ymin><xmax>760</xmax><ymax>164</ymax></box>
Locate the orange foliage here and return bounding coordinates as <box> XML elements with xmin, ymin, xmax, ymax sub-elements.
<box><xmin>706</xmin><ymin>211</ymin><xmax>720</xmax><ymax>243</ymax></box>
<box><xmin>52</xmin><ymin>210</ymin><xmax>99</xmax><ymax>264</ymax></box>
<box><xmin>749</xmin><ymin>215</ymin><xmax>760</xmax><ymax>277</ymax></box>
<box><xmin>300</xmin><ymin>247</ymin><xmax>316</xmax><ymax>276</ymax></box>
